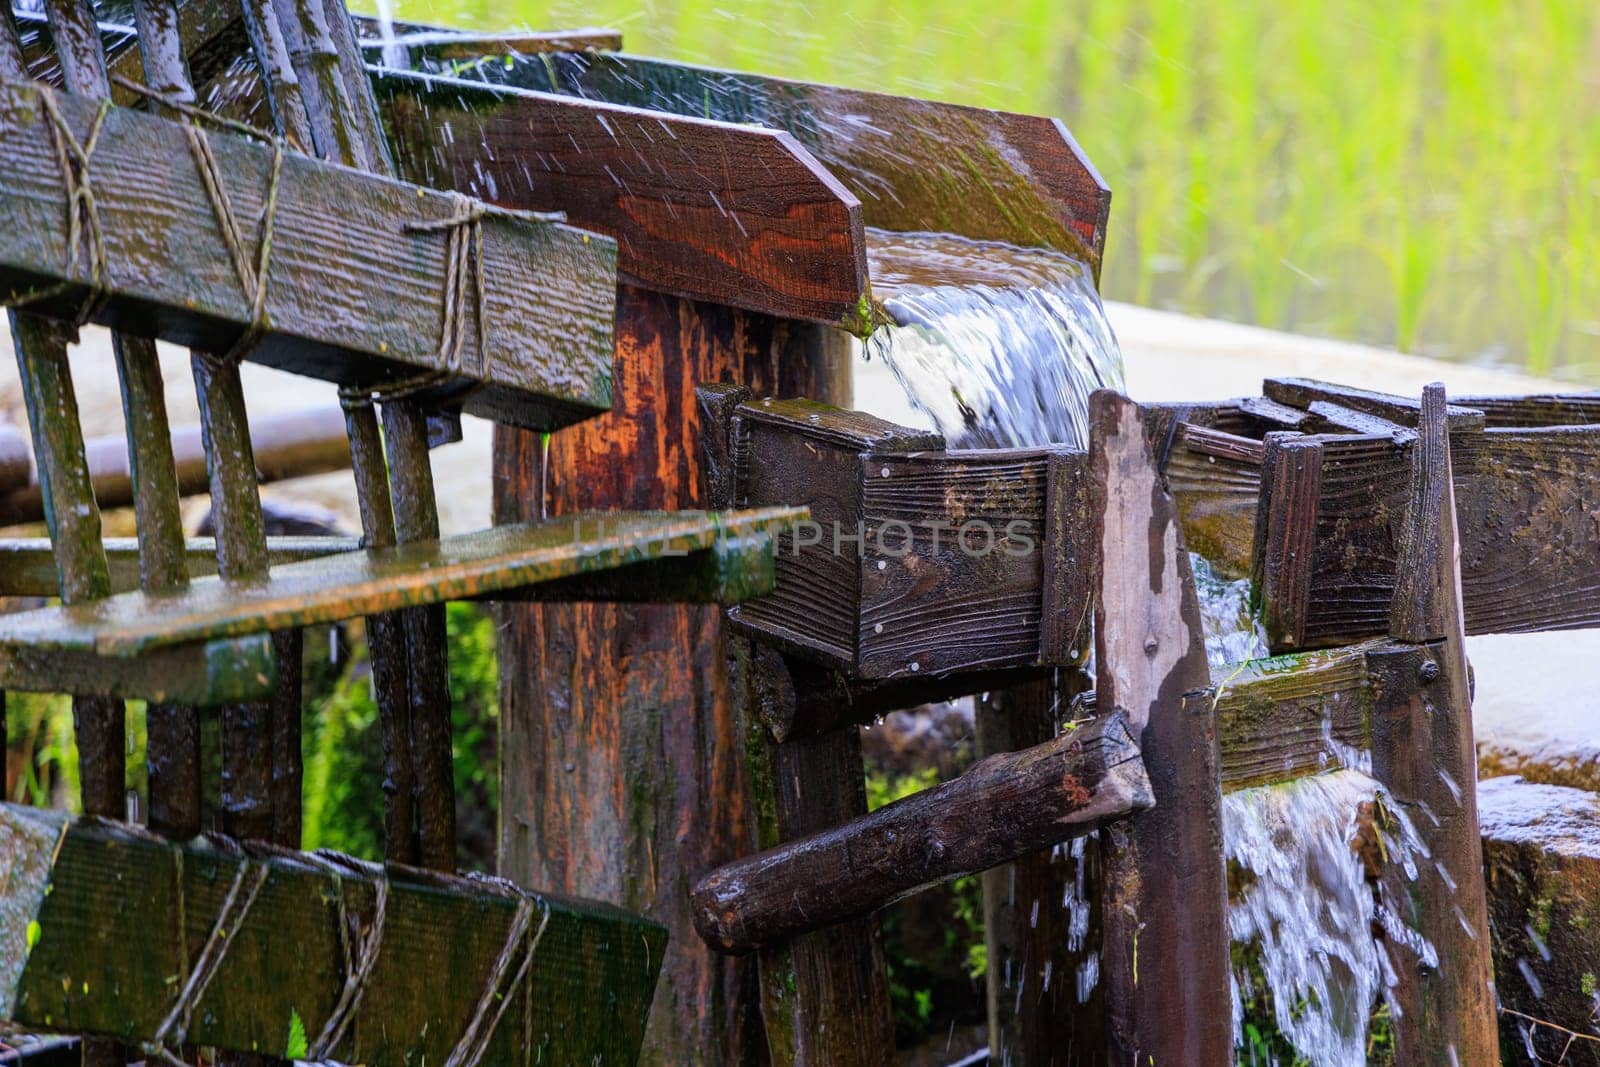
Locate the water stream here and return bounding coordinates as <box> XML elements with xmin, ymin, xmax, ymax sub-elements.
<box><xmin>856</xmin><ymin>234</ymin><xmax>1434</xmax><ymax>1067</ymax></box>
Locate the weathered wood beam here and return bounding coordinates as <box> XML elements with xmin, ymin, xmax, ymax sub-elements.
<box><xmin>0</xmin><ymin>508</ymin><xmax>801</xmax><ymax>657</ymax></box>
<box><xmin>1089</xmin><ymin>390</ymin><xmax>1231</xmax><ymax>1064</ymax></box>
<box><xmin>0</xmin><ymin>632</ymin><xmax>274</xmax><ymax>705</ymax></box>
<box><xmin>692</xmin><ymin>711</ymin><xmax>1149</xmax><ymax>955</ymax></box>
<box><xmin>522</xmin><ymin>51</ymin><xmax>1112</xmax><ymax>274</ymax></box>
<box><xmin>0</xmin><ymin>803</ymin><xmax>665</xmax><ymax>1065</ymax></box>
<box><xmin>0</xmin><ymin>79</ymin><xmax>617</xmax><ymax>430</ymax></box>
<box><xmin>1369</xmin><ymin>384</ymin><xmax>1498</xmax><ymax>1063</ymax></box>
<box><xmin>374</xmin><ymin>68</ymin><xmax>869</xmax><ymax>327</ymax></box>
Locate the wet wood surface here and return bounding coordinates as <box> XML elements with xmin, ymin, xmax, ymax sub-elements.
<box><xmin>0</xmin><ymin>508</ymin><xmax>799</xmax><ymax>656</ymax></box>
<box><xmin>1089</xmin><ymin>390</ymin><xmax>1231</xmax><ymax>1066</ymax></box>
<box><xmin>693</xmin><ymin>711</ymin><xmax>1148</xmax><ymax>955</ymax></box>
<box><xmin>0</xmin><ymin>803</ymin><xmax>665</xmax><ymax>1066</ymax></box>
<box><xmin>1369</xmin><ymin>384</ymin><xmax>1499</xmax><ymax>1064</ymax></box>
<box><xmin>0</xmin><ymin>80</ymin><xmax>618</xmax><ymax>429</ymax></box>
<box><xmin>376</xmin><ymin>70</ymin><xmax>869</xmax><ymax>325</ymax></box>
<box><xmin>531</xmin><ymin>51</ymin><xmax>1112</xmax><ymax>273</ymax></box>
<box><xmin>736</xmin><ymin>645</ymin><xmax>896</xmax><ymax>1066</ymax></box>
<box><xmin>0</xmin><ymin>631</ymin><xmax>275</xmax><ymax>706</ymax></box>
<box><xmin>494</xmin><ymin>286</ymin><xmax>850</xmax><ymax>1064</ymax></box>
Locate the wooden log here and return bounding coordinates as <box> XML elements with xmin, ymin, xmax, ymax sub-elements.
<box><xmin>494</xmin><ymin>288</ymin><xmax>849</xmax><ymax>1063</ymax></box>
<box><xmin>527</xmin><ymin>51</ymin><xmax>1112</xmax><ymax>273</ymax></box>
<box><xmin>735</xmin><ymin>644</ymin><xmax>896</xmax><ymax>1066</ymax></box>
<box><xmin>0</xmin><ymin>79</ymin><xmax>618</xmax><ymax>430</ymax></box>
<box><xmin>0</xmin><ymin>508</ymin><xmax>801</xmax><ymax>657</ymax></box>
<box><xmin>1368</xmin><ymin>384</ymin><xmax>1498</xmax><ymax>1064</ymax></box>
<box><xmin>1088</xmin><ymin>390</ymin><xmax>1231</xmax><ymax>1065</ymax></box>
<box><xmin>375</xmin><ymin>69</ymin><xmax>870</xmax><ymax>326</ymax></box>
<box><xmin>692</xmin><ymin>710</ymin><xmax>1149</xmax><ymax>955</ymax></box>
<box><xmin>724</xmin><ymin>394</ymin><xmax>1085</xmax><ymax>679</ymax></box>
<box><xmin>0</xmin><ymin>405</ymin><xmax>353</xmax><ymax>525</ymax></box>
<box><xmin>0</xmin><ymin>803</ymin><xmax>665</xmax><ymax>1065</ymax></box>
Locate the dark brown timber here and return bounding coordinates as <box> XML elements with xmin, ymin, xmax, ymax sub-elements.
<box><xmin>693</xmin><ymin>710</ymin><xmax>1149</xmax><ymax>955</ymax></box>
<box><xmin>1089</xmin><ymin>390</ymin><xmax>1231</xmax><ymax>1065</ymax></box>
<box><xmin>1370</xmin><ymin>384</ymin><xmax>1498</xmax><ymax>1063</ymax></box>
<box><xmin>376</xmin><ymin>71</ymin><xmax>869</xmax><ymax>325</ymax></box>
<box><xmin>0</xmin><ymin>803</ymin><xmax>666</xmax><ymax>1065</ymax></box>
<box><xmin>1250</xmin><ymin>432</ymin><xmax>1323</xmax><ymax>649</ymax></box>
<box><xmin>524</xmin><ymin>51</ymin><xmax>1112</xmax><ymax>273</ymax></box>
<box><xmin>735</xmin><ymin>645</ymin><xmax>896</xmax><ymax>1065</ymax></box>
<box><xmin>495</xmin><ymin>291</ymin><xmax>849</xmax><ymax>1064</ymax></box>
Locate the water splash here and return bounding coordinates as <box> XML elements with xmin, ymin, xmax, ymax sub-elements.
<box><xmin>1226</xmin><ymin>771</ymin><xmax>1436</xmax><ymax>1066</ymax></box>
<box><xmin>857</xmin><ymin>232</ymin><xmax>1123</xmax><ymax>451</ymax></box>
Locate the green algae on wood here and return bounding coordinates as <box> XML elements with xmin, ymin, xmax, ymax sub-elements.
<box><xmin>0</xmin><ymin>509</ymin><xmax>804</xmax><ymax>658</ymax></box>
<box><xmin>0</xmin><ymin>803</ymin><xmax>665</xmax><ymax>1065</ymax></box>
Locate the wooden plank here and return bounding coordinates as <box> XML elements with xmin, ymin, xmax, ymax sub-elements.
<box><xmin>1167</xmin><ymin>422</ymin><xmax>1262</xmax><ymax>579</ymax></box>
<box><xmin>1212</xmin><ymin>642</ymin><xmax>1373</xmax><ymax>791</ymax></box>
<box><xmin>0</xmin><ymin>80</ymin><xmax>617</xmax><ymax>430</ymax></box>
<box><xmin>374</xmin><ymin>69</ymin><xmax>869</xmax><ymax>326</ymax></box>
<box><xmin>1454</xmin><ymin>424</ymin><xmax>1600</xmax><ymax>634</ymax></box>
<box><xmin>692</xmin><ymin>710</ymin><xmax>1148</xmax><ymax>954</ymax></box>
<box><xmin>1250</xmin><ymin>433</ymin><xmax>1323</xmax><ymax>649</ymax></box>
<box><xmin>0</xmin><ymin>803</ymin><xmax>665</xmax><ymax>1066</ymax></box>
<box><xmin>1264</xmin><ymin>377</ymin><xmax>1485</xmax><ymax>431</ymax></box>
<box><xmin>1454</xmin><ymin>391</ymin><xmax>1600</xmax><ymax>427</ymax></box>
<box><xmin>857</xmin><ymin>447</ymin><xmax>1067</xmax><ymax>678</ymax></box>
<box><xmin>528</xmin><ymin>51</ymin><xmax>1112</xmax><ymax>273</ymax></box>
<box><xmin>1303</xmin><ymin>400</ymin><xmax>1417</xmax><ymax>442</ymax></box>
<box><xmin>1088</xmin><ymin>390</ymin><xmax>1231</xmax><ymax>1065</ymax></box>
<box><xmin>0</xmin><ymin>508</ymin><xmax>802</xmax><ymax>657</ymax></box>
<box><xmin>0</xmin><ymin>632</ymin><xmax>275</xmax><ymax>705</ymax></box>
<box><xmin>1369</xmin><ymin>384</ymin><xmax>1498</xmax><ymax>1063</ymax></box>
<box><xmin>494</xmin><ymin>289</ymin><xmax>851</xmax><ymax>1063</ymax></box>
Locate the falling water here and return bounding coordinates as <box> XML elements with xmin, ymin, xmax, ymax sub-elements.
<box><xmin>856</xmin><ymin>232</ymin><xmax>1123</xmax><ymax>451</ymax></box>
<box><xmin>1225</xmin><ymin>771</ymin><xmax>1436</xmax><ymax>1067</ymax></box>
<box><xmin>371</xmin><ymin>0</ymin><xmax>407</xmax><ymax>70</ymax></box>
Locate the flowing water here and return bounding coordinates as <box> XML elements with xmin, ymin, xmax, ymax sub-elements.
<box><xmin>855</xmin><ymin>234</ymin><xmax>1436</xmax><ymax>1067</ymax></box>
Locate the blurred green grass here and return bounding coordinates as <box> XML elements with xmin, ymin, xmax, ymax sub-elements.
<box><xmin>370</xmin><ymin>0</ymin><xmax>1600</xmax><ymax>378</ymax></box>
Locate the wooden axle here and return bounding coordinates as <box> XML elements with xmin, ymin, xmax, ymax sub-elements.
<box><xmin>0</xmin><ymin>405</ymin><xmax>352</xmax><ymax>525</ymax></box>
<box><xmin>690</xmin><ymin>711</ymin><xmax>1150</xmax><ymax>955</ymax></box>
<box><xmin>0</xmin><ymin>802</ymin><xmax>664</xmax><ymax>1065</ymax></box>
<box><xmin>0</xmin><ymin>79</ymin><xmax>618</xmax><ymax>430</ymax></box>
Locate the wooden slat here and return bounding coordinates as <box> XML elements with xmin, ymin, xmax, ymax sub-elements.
<box><xmin>0</xmin><ymin>803</ymin><xmax>665</xmax><ymax>1066</ymax></box>
<box><xmin>1168</xmin><ymin>424</ymin><xmax>1261</xmax><ymax>579</ymax></box>
<box><xmin>1264</xmin><ymin>377</ymin><xmax>1485</xmax><ymax>431</ymax></box>
<box><xmin>352</xmin><ymin>19</ymin><xmax>621</xmax><ymax>61</ymax></box>
<box><xmin>1251</xmin><ymin>433</ymin><xmax>1323</xmax><ymax>649</ymax></box>
<box><xmin>0</xmin><ymin>536</ymin><xmax>357</xmax><ymax>597</ymax></box>
<box><xmin>0</xmin><ymin>508</ymin><xmax>802</xmax><ymax>657</ymax></box>
<box><xmin>0</xmin><ymin>80</ymin><xmax>617</xmax><ymax>430</ymax></box>
<box><xmin>528</xmin><ymin>51</ymin><xmax>1112</xmax><ymax>273</ymax></box>
<box><xmin>373</xmin><ymin>68</ymin><xmax>869</xmax><ymax>326</ymax></box>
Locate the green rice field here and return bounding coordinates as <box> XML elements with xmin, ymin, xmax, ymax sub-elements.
<box><xmin>372</xmin><ymin>0</ymin><xmax>1600</xmax><ymax>379</ymax></box>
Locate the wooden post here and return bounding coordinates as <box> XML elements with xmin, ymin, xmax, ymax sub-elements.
<box><xmin>1089</xmin><ymin>390</ymin><xmax>1231</xmax><ymax>1065</ymax></box>
<box><xmin>1370</xmin><ymin>384</ymin><xmax>1498</xmax><ymax>1064</ymax></box>
<box><xmin>975</xmin><ymin>669</ymin><xmax>1110</xmax><ymax>1065</ymax></box>
<box><xmin>494</xmin><ymin>291</ymin><xmax>849</xmax><ymax>1063</ymax></box>
<box><xmin>736</xmin><ymin>645</ymin><xmax>897</xmax><ymax>1065</ymax></box>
